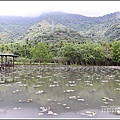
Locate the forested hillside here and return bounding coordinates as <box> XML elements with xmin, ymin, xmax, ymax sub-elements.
<box><xmin>0</xmin><ymin>12</ymin><xmax>119</xmax><ymax>44</ymax></box>
<box><xmin>104</xmin><ymin>17</ymin><xmax>120</xmax><ymax>41</ymax></box>
<box><xmin>0</xmin><ymin>16</ymin><xmax>36</xmax><ymax>43</ymax></box>
<box><xmin>0</xmin><ymin>12</ymin><xmax>120</xmax><ymax>66</ymax></box>
<box><xmin>23</xmin><ymin>20</ymin><xmax>88</xmax><ymax>44</ymax></box>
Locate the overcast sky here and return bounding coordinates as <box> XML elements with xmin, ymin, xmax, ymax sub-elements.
<box><xmin>0</xmin><ymin>1</ymin><xmax>119</xmax><ymax>17</ymax></box>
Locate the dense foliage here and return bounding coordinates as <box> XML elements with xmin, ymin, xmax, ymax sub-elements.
<box><xmin>30</xmin><ymin>42</ymin><xmax>53</xmax><ymax>65</ymax></box>
<box><xmin>0</xmin><ymin>40</ymin><xmax>120</xmax><ymax>66</ymax></box>
<box><xmin>111</xmin><ymin>40</ymin><xmax>120</xmax><ymax>65</ymax></box>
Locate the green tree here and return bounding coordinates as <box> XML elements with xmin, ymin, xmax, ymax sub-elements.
<box><xmin>60</xmin><ymin>43</ymin><xmax>78</xmax><ymax>64</ymax></box>
<box><xmin>30</xmin><ymin>42</ymin><xmax>53</xmax><ymax>65</ymax></box>
<box><xmin>111</xmin><ymin>40</ymin><xmax>120</xmax><ymax>65</ymax></box>
<box><xmin>60</xmin><ymin>42</ymin><xmax>106</xmax><ymax>65</ymax></box>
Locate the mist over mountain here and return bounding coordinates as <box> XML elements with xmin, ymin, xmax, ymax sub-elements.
<box><xmin>0</xmin><ymin>11</ymin><xmax>119</xmax><ymax>44</ymax></box>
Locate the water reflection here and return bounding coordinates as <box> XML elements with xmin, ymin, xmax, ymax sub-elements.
<box><xmin>0</xmin><ymin>66</ymin><xmax>120</xmax><ymax>117</ymax></box>
<box><xmin>0</xmin><ymin>72</ymin><xmax>17</xmax><ymax>84</ymax></box>
<box><xmin>17</xmin><ymin>66</ymin><xmax>120</xmax><ymax>115</ymax></box>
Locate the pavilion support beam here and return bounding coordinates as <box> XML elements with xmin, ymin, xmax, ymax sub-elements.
<box><xmin>1</xmin><ymin>56</ymin><xmax>3</xmax><ymax>70</ymax></box>
<box><xmin>13</xmin><ymin>57</ymin><xmax>14</xmax><ymax>68</ymax></box>
<box><xmin>5</xmin><ymin>56</ymin><xmax>7</xmax><ymax>70</ymax></box>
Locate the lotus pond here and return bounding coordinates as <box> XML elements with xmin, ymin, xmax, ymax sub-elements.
<box><xmin>0</xmin><ymin>65</ymin><xmax>120</xmax><ymax>118</ymax></box>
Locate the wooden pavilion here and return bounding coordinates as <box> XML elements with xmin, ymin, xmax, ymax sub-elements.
<box><xmin>0</xmin><ymin>53</ymin><xmax>18</xmax><ymax>71</ymax></box>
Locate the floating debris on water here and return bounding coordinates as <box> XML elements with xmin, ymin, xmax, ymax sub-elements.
<box><xmin>13</xmin><ymin>107</ymin><xmax>17</xmax><ymax>110</ymax></box>
<box><xmin>85</xmin><ymin>111</ymin><xmax>96</xmax><ymax>117</ymax></box>
<box><xmin>108</xmin><ymin>99</ymin><xmax>114</xmax><ymax>102</ymax></box>
<box><xmin>49</xmin><ymin>84</ymin><xmax>60</xmax><ymax>87</ymax></box>
<box><xmin>102</xmin><ymin>97</ymin><xmax>114</xmax><ymax>102</ymax></box>
<box><xmin>17</xmin><ymin>82</ymin><xmax>22</xmax><ymax>84</ymax></box>
<box><xmin>117</xmin><ymin>107</ymin><xmax>120</xmax><ymax>114</ymax></box>
<box><xmin>39</xmin><ymin>106</ymin><xmax>57</xmax><ymax>115</ymax></box>
<box><xmin>84</xmin><ymin>81</ymin><xmax>92</xmax><ymax>83</ymax></box>
<box><xmin>63</xmin><ymin>90</ymin><xmax>75</xmax><ymax>93</ymax></box>
<box><xmin>19</xmin><ymin>100</ymin><xmax>27</xmax><ymax>103</ymax></box>
<box><xmin>53</xmin><ymin>81</ymin><xmax>59</xmax><ymax>84</ymax></box>
<box><xmin>62</xmin><ymin>103</ymin><xmax>67</xmax><ymax>106</ymax></box>
<box><xmin>36</xmin><ymin>90</ymin><xmax>45</xmax><ymax>95</ymax></box>
<box><xmin>57</xmin><ymin>102</ymin><xmax>61</xmax><ymax>105</ymax></box>
<box><xmin>37</xmin><ymin>81</ymin><xmax>45</xmax><ymax>84</ymax></box>
<box><xmin>103</xmin><ymin>102</ymin><xmax>109</xmax><ymax>105</ymax></box>
<box><xmin>13</xmin><ymin>89</ymin><xmax>22</xmax><ymax>94</ymax></box>
<box><xmin>47</xmin><ymin>99</ymin><xmax>57</xmax><ymax>102</ymax></box>
<box><xmin>114</xmin><ymin>80</ymin><xmax>120</xmax><ymax>82</ymax></box>
<box><xmin>37</xmin><ymin>75</ymin><xmax>42</xmax><ymax>78</ymax></box>
<box><xmin>69</xmin><ymin>84</ymin><xmax>77</xmax><ymax>87</ymax></box>
<box><xmin>85</xmin><ymin>83</ymin><xmax>93</xmax><ymax>86</ymax></box>
<box><xmin>13</xmin><ymin>107</ymin><xmax>21</xmax><ymax>110</ymax></box>
<box><xmin>64</xmin><ymin>106</ymin><xmax>70</xmax><ymax>109</ymax></box>
<box><xmin>32</xmin><ymin>84</ymin><xmax>42</xmax><ymax>88</ymax></box>
<box><xmin>19</xmin><ymin>99</ymin><xmax>33</xmax><ymax>103</ymax></box>
<box><xmin>55</xmin><ymin>84</ymin><xmax>60</xmax><ymax>87</ymax></box>
<box><xmin>47</xmin><ymin>99</ymin><xmax>52</xmax><ymax>102</ymax></box>
<box><xmin>47</xmin><ymin>110</ymin><xmax>54</xmax><ymax>115</ymax></box>
<box><xmin>68</xmin><ymin>81</ymin><xmax>75</xmax><ymax>84</ymax></box>
<box><xmin>27</xmin><ymin>99</ymin><xmax>33</xmax><ymax>102</ymax></box>
<box><xmin>101</xmin><ymin>80</ymin><xmax>109</xmax><ymax>83</ymax></box>
<box><xmin>77</xmin><ymin>98</ymin><xmax>85</xmax><ymax>102</ymax></box>
<box><xmin>80</xmin><ymin>111</ymin><xmax>96</xmax><ymax>117</ymax></box>
<box><xmin>53</xmin><ymin>113</ymin><xmax>58</xmax><ymax>115</ymax></box>
<box><xmin>38</xmin><ymin>113</ymin><xmax>43</xmax><ymax>116</ymax></box>
<box><xmin>19</xmin><ymin>84</ymin><xmax>28</xmax><ymax>87</ymax></box>
<box><xmin>102</xmin><ymin>98</ymin><xmax>107</xmax><ymax>102</ymax></box>
<box><xmin>114</xmin><ymin>88</ymin><xmax>120</xmax><ymax>91</ymax></box>
<box><xmin>69</xmin><ymin>96</ymin><xmax>77</xmax><ymax>100</ymax></box>
<box><xmin>49</xmin><ymin>79</ymin><xmax>53</xmax><ymax>81</ymax></box>
<box><xmin>5</xmin><ymin>84</ymin><xmax>12</xmax><ymax>87</ymax></box>
<box><xmin>65</xmin><ymin>84</ymin><xmax>69</xmax><ymax>86</ymax></box>
<box><xmin>49</xmin><ymin>84</ymin><xmax>56</xmax><ymax>87</ymax></box>
<box><xmin>80</xmin><ymin>113</ymin><xmax>85</xmax><ymax>116</ymax></box>
<box><xmin>89</xmin><ymin>89</ymin><xmax>96</xmax><ymax>93</ymax></box>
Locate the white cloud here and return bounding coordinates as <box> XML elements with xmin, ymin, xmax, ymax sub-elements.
<box><xmin>0</xmin><ymin>1</ymin><xmax>119</xmax><ymax>17</ymax></box>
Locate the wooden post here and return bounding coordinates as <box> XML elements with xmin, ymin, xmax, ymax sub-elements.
<box><xmin>0</xmin><ymin>56</ymin><xmax>1</xmax><ymax>70</ymax></box>
<box><xmin>5</xmin><ymin>56</ymin><xmax>7</xmax><ymax>70</ymax></box>
<box><xmin>13</xmin><ymin>56</ymin><xmax>14</xmax><ymax>68</ymax></box>
<box><xmin>0</xmin><ymin>56</ymin><xmax>1</xmax><ymax>68</ymax></box>
<box><xmin>1</xmin><ymin>56</ymin><xmax>3</xmax><ymax>70</ymax></box>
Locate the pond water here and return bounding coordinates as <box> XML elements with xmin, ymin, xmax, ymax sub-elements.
<box><xmin>0</xmin><ymin>65</ymin><xmax>120</xmax><ymax>118</ymax></box>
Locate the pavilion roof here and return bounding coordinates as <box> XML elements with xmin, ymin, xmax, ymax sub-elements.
<box><xmin>0</xmin><ymin>53</ymin><xmax>19</xmax><ymax>57</ymax></box>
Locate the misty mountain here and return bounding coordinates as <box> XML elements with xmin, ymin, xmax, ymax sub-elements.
<box><xmin>0</xmin><ymin>16</ymin><xmax>36</xmax><ymax>43</ymax></box>
<box><xmin>0</xmin><ymin>12</ymin><xmax>120</xmax><ymax>44</ymax></box>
